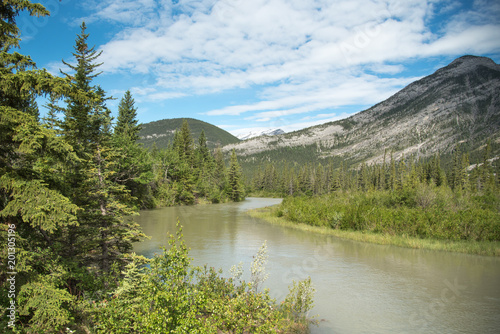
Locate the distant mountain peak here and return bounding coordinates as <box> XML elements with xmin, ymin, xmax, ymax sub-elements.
<box><xmin>449</xmin><ymin>55</ymin><xmax>496</xmax><ymax>66</ymax></box>
<box><xmin>437</xmin><ymin>55</ymin><xmax>498</xmax><ymax>76</ymax></box>
<box><xmin>236</xmin><ymin>128</ymin><xmax>285</xmax><ymax>140</ymax></box>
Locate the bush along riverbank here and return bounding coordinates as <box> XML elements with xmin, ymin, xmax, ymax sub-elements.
<box><xmin>248</xmin><ymin>185</ymin><xmax>500</xmax><ymax>256</ymax></box>
<box><xmin>89</xmin><ymin>223</ymin><xmax>318</xmax><ymax>334</ymax></box>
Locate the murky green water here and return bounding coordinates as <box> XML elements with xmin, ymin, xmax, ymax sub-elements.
<box><xmin>133</xmin><ymin>197</ymin><xmax>500</xmax><ymax>334</ymax></box>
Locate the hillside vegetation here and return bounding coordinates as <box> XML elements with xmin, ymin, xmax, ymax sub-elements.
<box><xmin>139</xmin><ymin>117</ymin><xmax>240</xmax><ymax>149</ymax></box>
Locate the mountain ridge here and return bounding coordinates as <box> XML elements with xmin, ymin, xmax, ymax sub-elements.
<box><xmin>223</xmin><ymin>55</ymin><xmax>500</xmax><ymax>167</ymax></box>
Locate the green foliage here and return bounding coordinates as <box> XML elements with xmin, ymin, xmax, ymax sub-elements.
<box><xmin>282</xmin><ymin>277</ymin><xmax>316</xmax><ymax>323</ymax></box>
<box><xmin>0</xmin><ymin>6</ymin><xmax>154</xmax><ymax>333</ymax></box>
<box><xmin>250</xmin><ymin>241</ymin><xmax>269</xmax><ymax>292</ymax></box>
<box><xmin>228</xmin><ymin>149</ymin><xmax>245</xmax><ymax>202</ymax></box>
<box><xmin>114</xmin><ymin>90</ymin><xmax>141</xmax><ymax>142</ymax></box>
<box><xmin>18</xmin><ymin>281</ymin><xmax>75</xmax><ymax>334</ymax></box>
<box><xmin>276</xmin><ymin>186</ymin><xmax>500</xmax><ymax>242</ymax></box>
<box><xmin>90</xmin><ymin>223</ymin><xmax>316</xmax><ymax>333</ymax></box>
<box><xmin>0</xmin><ymin>3</ymin><xmax>249</xmax><ymax>333</ymax></box>
<box><xmin>249</xmin><ymin>144</ymin><xmax>499</xmax><ymax>201</ymax></box>
<box><xmin>60</xmin><ymin>22</ymin><xmax>108</xmax><ymax>156</ymax></box>
<box><xmin>143</xmin><ymin>125</ymin><xmax>246</xmax><ymax>207</ymax></box>
<box><xmin>138</xmin><ymin>117</ymin><xmax>240</xmax><ymax>150</ymax></box>
<box><xmin>0</xmin><ymin>175</ymin><xmax>79</xmax><ymax>232</ymax></box>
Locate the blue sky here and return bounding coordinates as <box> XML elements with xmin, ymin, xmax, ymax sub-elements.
<box><xmin>18</xmin><ymin>0</ymin><xmax>500</xmax><ymax>136</ymax></box>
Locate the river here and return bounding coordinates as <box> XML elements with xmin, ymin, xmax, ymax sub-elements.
<box><xmin>133</xmin><ymin>197</ymin><xmax>500</xmax><ymax>334</ymax></box>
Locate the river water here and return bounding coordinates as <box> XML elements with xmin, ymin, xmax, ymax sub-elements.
<box><xmin>133</xmin><ymin>197</ymin><xmax>500</xmax><ymax>334</ymax></box>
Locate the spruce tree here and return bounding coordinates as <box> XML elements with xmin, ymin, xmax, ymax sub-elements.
<box><xmin>194</xmin><ymin>130</ymin><xmax>216</xmax><ymax>199</ymax></box>
<box><xmin>196</xmin><ymin>130</ymin><xmax>210</xmax><ymax>163</ymax></box>
<box><xmin>227</xmin><ymin>149</ymin><xmax>245</xmax><ymax>201</ymax></box>
<box><xmin>115</xmin><ymin>90</ymin><xmax>141</xmax><ymax>141</ymax></box>
<box><xmin>170</xmin><ymin>121</ymin><xmax>196</xmax><ymax>204</ymax></box>
<box><xmin>214</xmin><ymin>145</ymin><xmax>227</xmax><ymax>191</ymax></box>
<box><xmin>56</xmin><ymin>21</ymin><xmax>145</xmax><ymax>288</ymax></box>
<box><xmin>173</xmin><ymin>119</ymin><xmax>194</xmax><ymax>163</ymax></box>
<box><xmin>112</xmin><ymin>91</ymin><xmax>153</xmax><ymax>207</ymax></box>
<box><xmin>389</xmin><ymin>151</ymin><xmax>396</xmax><ymax>191</ymax></box>
<box><xmin>60</xmin><ymin>22</ymin><xmax>105</xmax><ymax>154</ymax></box>
<box><xmin>0</xmin><ymin>2</ymin><xmax>85</xmax><ymax>331</ymax></box>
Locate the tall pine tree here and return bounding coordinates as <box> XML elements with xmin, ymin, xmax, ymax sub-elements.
<box><xmin>60</xmin><ymin>22</ymin><xmax>105</xmax><ymax>155</ymax></box>
<box><xmin>57</xmin><ymin>22</ymin><xmax>145</xmax><ymax>289</ymax></box>
<box><xmin>0</xmin><ymin>2</ymin><xmax>85</xmax><ymax>332</ymax></box>
<box><xmin>115</xmin><ymin>90</ymin><xmax>141</xmax><ymax>141</ymax></box>
<box><xmin>112</xmin><ymin>90</ymin><xmax>153</xmax><ymax>208</ymax></box>
<box><xmin>227</xmin><ymin>149</ymin><xmax>245</xmax><ymax>202</ymax></box>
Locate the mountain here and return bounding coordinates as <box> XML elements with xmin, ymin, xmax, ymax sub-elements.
<box><xmin>224</xmin><ymin>55</ymin><xmax>500</xmax><ymax>168</ymax></box>
<box><xmin>236</xmin><ymin>128</ymin><xmax>285</xmax><ymax>140</ymax></box>
<box><xmin>138</xmin><ymin>118</ymin><xmax>240</xmax><ymax>149</ymax></box>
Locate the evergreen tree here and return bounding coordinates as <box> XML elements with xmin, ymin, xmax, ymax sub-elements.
<box><xmin>358</xmin><ymin>163</ymin><xmax>369</xmax><ymax>191</ymax></box>
<box><xmin>379</xmin><ymin>149</ymin><xmax>387</xmax><ymax>190</ymax></box>
<box><xmin>194</xmin><ymin>130</ymin><xmax>217</xmax><ymax>199</ymax></box>
<box><xmin>112</xmin><ymin>91</ymin><xmax>153</xmax><ymax>208</ymax></box>
<box><xmin>389</xmin><ymin>151</ymin><xmax>396</xmax><ymax>190</ymax></box>
<box><xmin>56</xmin><ymin>21</ymin><xmax>145</xmax><ymax>290</ymax></box>
<box><xmin>227</xmin><ymin>149</ymin><xmax>245</xmax><ymax>201</ymax></box>
<box><xmin>80</xmin><ymin>145</ymin><xmax>145</xmax><ymax>278</ymax></box>
<box><xmin>0</xmin><ymin>2</ymin><xmax>86</xmax><ymax>331</ymax></box>
<box><xmin>60</xmin><ymin>22</ymin><xmax>105</xmax><ymax>155</ymax></box>
<box><xmin>196</xmin><ymin>130</ymin><xmax>210</xmax><ymax>162</ymax></box>
<box><xmin>115</xmin><ymin>90</ymin><xmax>141</xmax><ymax>141</ymax></box>
<box><xmin>173</xmin><ymin>119</ymin><xmax>194</xmax><ymax>164</ymax></box>
<box><xmin>170</xmin><ymin>121</ymin><xmax>196</xmax><ymax>204</ymax></box>
<box><xmin>214</xmin><ymin>145</ymin><xmax>227</xmax><ymax>191</ymax></box>
<box><xmin>42</xmin><ymin>94</ymin><xmax>63</xmax><ymax>132</ymax></box>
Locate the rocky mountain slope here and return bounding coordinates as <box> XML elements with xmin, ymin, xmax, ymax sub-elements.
<box><xmin>224</xmin><ymin>56</ymin><xmax>500</xmax><ymax>166</ymax></box>
<box><xmin>138</xmin><ymin>118</ymin><xmax>240</xmax><ymax>149</ymax></box>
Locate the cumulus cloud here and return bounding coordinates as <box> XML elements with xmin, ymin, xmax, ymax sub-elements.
<box><xmin>78</xmin><ymin>0</ymin><xmax>500</xmax><ymax>131</ymax></box>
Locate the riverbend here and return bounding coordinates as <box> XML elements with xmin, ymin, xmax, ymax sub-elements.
<box><xmin>134</xmin><ymin>198</ymin><xmax>500</xmax><ymax>334</ymax></box>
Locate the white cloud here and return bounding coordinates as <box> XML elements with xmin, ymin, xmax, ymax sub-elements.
<box><xmin>81</xmin><ymin>0</ymin><xmax>160</xmax><ymax>26</ymax></box>
<box><xmin>78</xmin><ymin>0</ymin><xmax>500</xmax><ymax>127</ymax></box>
<box><xmin>147</xmin><ymin>91</ymin><xmax>188</xmax><ymax>101</ymax></box>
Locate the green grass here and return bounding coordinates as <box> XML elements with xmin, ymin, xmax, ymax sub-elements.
<box><xmin>247</xmin><ymin>206</ymin><xmax>500</xmax><ymax>256</ymax></box>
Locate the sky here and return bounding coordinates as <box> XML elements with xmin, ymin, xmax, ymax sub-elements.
<box><xmin>17</xmin><ymin>0</ymin><xmax>500</xmax><ymax>137</ymax></box>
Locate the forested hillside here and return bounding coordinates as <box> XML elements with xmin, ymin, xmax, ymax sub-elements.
<box><xmin>139</xmin><ymin>117</ymin><xmax>240</xmax><ymax>149</ymax></box>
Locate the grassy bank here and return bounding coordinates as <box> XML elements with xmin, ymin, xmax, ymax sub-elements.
<box><xmin>247</xmin><ymin>205</ymin><xmax>500</xmax><ymax>257</ymax></box>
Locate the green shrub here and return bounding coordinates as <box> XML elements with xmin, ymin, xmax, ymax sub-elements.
<box><xmin>274</xmin><ymin>188</ymin><xmax>500</xmax><ymax>242</ymax></box>
<box><xmin>90</xmin><ymin>222</ymin><xmax>316</xmax><ymax>333</ymax></box>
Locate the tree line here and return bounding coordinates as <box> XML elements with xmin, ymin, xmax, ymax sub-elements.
<box><xmin>250</xmin><ymin>146</ymin><xmax>499</xmax><ymax>196</ymax></box>
<box><xmin>251</xmin><ymin>146</ymin><xmax>500</xmax><ymax>246</ymax></box>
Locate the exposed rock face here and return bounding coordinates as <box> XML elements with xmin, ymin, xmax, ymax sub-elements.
<box><xmin>224</xmin><ymin>56</ymin><xmax>500</xmax><ymax>164</ymax></box>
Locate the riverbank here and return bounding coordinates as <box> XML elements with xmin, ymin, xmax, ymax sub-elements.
<box><xmin>247</xmin><ymin>206</ymin><xmax>500</xmax><ymax>256</ymax></box>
